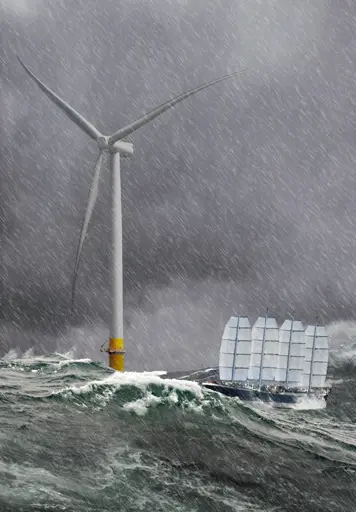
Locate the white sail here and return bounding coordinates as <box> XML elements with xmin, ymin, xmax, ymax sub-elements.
<box><xmin>247</xmin><ymin>316</ymin><xmax>279</xmax><ymax>383</ymax></box>
<box><xmin>301</xmin><ymin>325</ymin><xmax>329</xmax><ymax>389</ymax></box>
<box><xmin>219</xmin><ymin>316</ymin><xmax>251</xmax><ymax>382</ymax></box>
<box><xmin>276</xmin><ymin>320</ymin><xmax>305</xmax><ymax>387</ymax></box>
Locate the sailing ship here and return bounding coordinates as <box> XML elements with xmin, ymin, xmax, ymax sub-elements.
<box><xmin>202</xmin><ymin>313</ymin><xmax>331</xmax><ymax>408</ymax></box>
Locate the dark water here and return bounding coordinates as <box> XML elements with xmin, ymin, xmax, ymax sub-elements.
<box><xmin>0</xmin><ymin>350</ymin><xmax>355</xmax><ymax>512</ymax></box>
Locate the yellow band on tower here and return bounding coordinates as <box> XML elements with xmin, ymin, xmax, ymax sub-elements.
<box><xmin>108</xmin><ymin>337</ymin><xmax>125</xmax><ymax>372</ymax></box>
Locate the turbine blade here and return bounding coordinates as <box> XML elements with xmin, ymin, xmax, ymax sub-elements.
<box><xmin>109</xmin><ymin>69</ymin><xmax>246</xmax><ymax>144</ymax></box>
<box><xmin>18</xmin><ymin>56</ymin><xmax>102</xmax><ymax>141</ymax></box>
<box><xmin>71</xmin><ymin>151</ymin><xmax>105</xmax><ymax>310</ymax></box>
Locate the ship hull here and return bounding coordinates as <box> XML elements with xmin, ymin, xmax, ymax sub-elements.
<box><xmin>202</xmin><ymin>382</ymin><xmax>328</xmax><ymax>408</ymax></box>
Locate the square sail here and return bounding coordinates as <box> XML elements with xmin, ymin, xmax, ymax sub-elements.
<box><xmin>247</xmin><ymin>316</ymin><xmax>279</xmax><ymax>383</ymax></box>
<box><xmin>277</xmin><ymin>320</ymin><xmax>305</xmax><ymax>387</ymax></box>
<box><xmin>301</xmin><ymin>325</ymin><xmax>329</xmax><ymax>389</ymax></box>
<box><xmin>219</xmin><ymin>316</ymin><xmax>251</xmax><ymax>381</ymax></box>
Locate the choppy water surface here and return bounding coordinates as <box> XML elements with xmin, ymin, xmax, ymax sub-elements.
<box><xmin>0</xmin><ymin>348</ymin><xmax>355</xmax><ymax>512</ymax></box>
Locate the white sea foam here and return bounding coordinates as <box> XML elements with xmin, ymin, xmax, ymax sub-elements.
<box><xmin>123</xmin><ymin>389</ymin><xmax>214</xmax><ymax>417</ymax></box>
<box><xmin>53</xmin><ymin>358</ymin><xmax>92</xmax><ymax>369</ymax></box>
<box><xmin>61</xmin><ymin>371</ymin><xmax>202</xmax><ymax>395</ymax></box>
<box><xmin>2</xmin><ymin>349</ymin><xmax>20</xmax><ymax>361</ymax></box>
<box><xmin>53</xmin><ymin>350</ymin><xmax>77</xmax><ymax>360</ymax></box>
<box><xmin>1</xmin><ymin>349</ymin><xmax>92</xmax><ymax>368</ymax></box>
<box><xmin>54</xmin><ymin>371</ymin><xmax>204</xmax><ymax>413</ymax></box>
<box><xmin>288</xmin><ymin>395</ymin><xmax>327</xmax><ymax>411</ymax></box>
<box><xmin>123</xmin><ymin>393</ymin><xmax>163</xmax><ymax>416</ymax></box>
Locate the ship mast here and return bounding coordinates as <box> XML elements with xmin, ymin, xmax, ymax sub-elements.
<box><xmin>258</xmin><ymin>309</ymin><xmax>268</xmax><ymax>389</ymax></box>
<box><xmin>285</xmin><ymin>316</ymin><xmax>294</xmax><ymax>389</ymax></box>
<box><xmin>308</xmin><ymin>317</ymin><xmax>318</xmax><ymax>394</ymax></box>
<box><xmin>231</xmin><ymin>316</ymin><xmax>240</xmax><ymax>381</ymax></box>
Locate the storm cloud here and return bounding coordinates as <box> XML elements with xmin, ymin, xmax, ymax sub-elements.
<box><xmin>1</xmin><ymin>0</ymin><xmax>356</xmax><ymax>368</ymax></box>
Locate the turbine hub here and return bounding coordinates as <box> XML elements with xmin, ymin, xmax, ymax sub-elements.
<box><xmin>97</xmin><ymin>136</ymin><xmax>110</xmax><ymax>150</ymax></box>
<box><xmin>97</xmin><ymin>136</ymin><xmax>133</xmax><ymax>156</ymax></box>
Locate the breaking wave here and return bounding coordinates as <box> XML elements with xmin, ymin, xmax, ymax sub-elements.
<box><xmin>0</xmin><ymin>343</ymin><xmax>356</xmax><ymax>511</ymax></box>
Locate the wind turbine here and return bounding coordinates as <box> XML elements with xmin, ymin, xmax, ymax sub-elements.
<box><xmin>18</xmin><ymin>56</ymin><xmax>246</xmax><ymax>372</ymax></box>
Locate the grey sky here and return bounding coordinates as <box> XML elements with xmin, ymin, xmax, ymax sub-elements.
<box><xmin>1</xmin><ymin>1</ymin><xmax>356</xmax><ymax>368</ymax></box>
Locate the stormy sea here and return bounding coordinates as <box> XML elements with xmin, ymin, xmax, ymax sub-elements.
<box><xmin>0</xmin><ymin>338</ymin><xmax>355</xmax><ymax>512</ymax></box>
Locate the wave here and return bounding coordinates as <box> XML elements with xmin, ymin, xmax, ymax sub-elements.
<box><xmin>1</xmin><ymin>351</ymin><xmax>356</xmax><ymax>511</ymax></box>
<box><xmin>50</xmin><ymin>371</ymin><xmax>219</xmax><ymax>416</ymax></box>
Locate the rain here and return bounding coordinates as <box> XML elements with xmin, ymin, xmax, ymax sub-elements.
<box><xmin>1</xmin><ymin>1</ymin><xmax>356</xmax><ymax>367</ymax></box>
<box><xmin>2</xmin><ymin>2</ymin><xmax>356</xmax><ymax>512</ymax></box>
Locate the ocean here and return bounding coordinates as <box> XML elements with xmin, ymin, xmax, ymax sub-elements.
<box><xmin>0</xmin><ymin>345</ymin><xmax>355</xmax><ymax>512</ymax></box>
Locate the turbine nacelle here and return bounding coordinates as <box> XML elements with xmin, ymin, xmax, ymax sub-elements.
<box><xmin>111</xmin><ymin>140</ymin><xmax>134</xmax><ymax>156</ymax></box>
<box><xmin>97</xmin><ymin>136</ymin><xmax>133</xmax><ymax>156</ymax></box>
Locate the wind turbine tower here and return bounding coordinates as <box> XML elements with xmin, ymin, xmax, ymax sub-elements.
<box><xmin>18</xmin><ymin>56</ymin><xmax>245</xmax><ymax>372</ymax></box>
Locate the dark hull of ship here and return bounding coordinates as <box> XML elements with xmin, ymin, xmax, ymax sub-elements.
<box><xmin>202</xmin><ymin>382</ymin><xmax>329</xmax><ymax>407</ymax></box>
